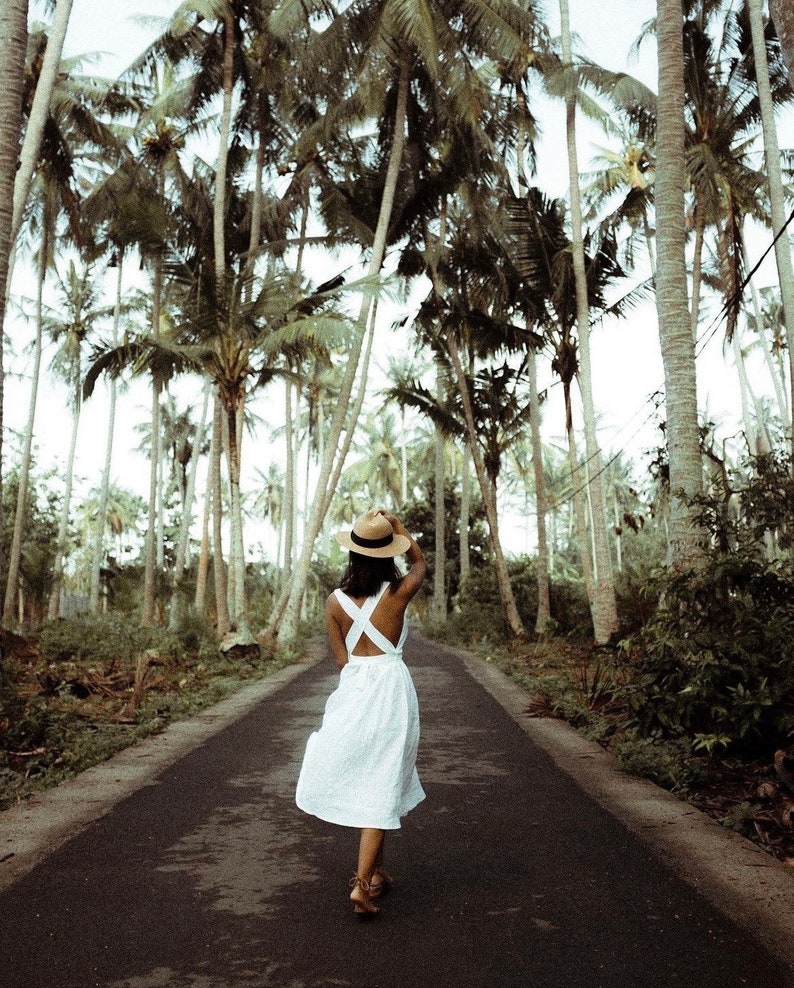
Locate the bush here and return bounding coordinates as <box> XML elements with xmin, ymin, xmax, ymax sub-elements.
<box><xmin>619</xmin><ymin>457</ymin><xmax>794</xmax><ymax>758</ymax></box>
<box><xmin>613</xmin><ymin>736</ymin><xmax>704</xmax><ymax>793</ymax></box>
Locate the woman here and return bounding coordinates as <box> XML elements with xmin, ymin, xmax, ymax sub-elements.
<box><xmin>295</xmin><ymin>508</ymin><xmax>426</xmax><ymax>916</ymax></box>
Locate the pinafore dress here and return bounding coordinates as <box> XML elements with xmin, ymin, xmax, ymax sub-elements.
<box><xmin>295</xmin><ymin>582</ymin><xmax>425</xmax><ymax>830</ymax></box>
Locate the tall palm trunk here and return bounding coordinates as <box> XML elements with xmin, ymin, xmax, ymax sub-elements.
<box><xmin>446</xmin><ymin>337</ymin><xmax>525</xmax><ymax>639</ymax></box>
<box><xmin>194</xmin><ymin>458</ymin><xmax>212</xmax><ymax>614</ymax></box>
<box><xmin>528</xmin><ymin>345</ymin><xmax>551</xmax><ymax>635</ymax></box>
<box><xmin>88</xmin><ymin>260</ymin><xmax>123</xmax><ymax>614</ymax></box>
<box><xmin>432</xmin><ymin>357</ymin><xmax>447</xmax><ymax>622</ymax></box>
<box><xmin>210</xmin><ymin>395</ymin><xmax>230</xmax><ymax>635</ymax></box>
<box><xmin>272</xmin><ymin>59</ymin><xmax>412</xmax><ymax>644</ymax></box>
<box><xmin>769</xmin><ymin>0</ymin><xmax>794</xmax><ymax>79</ymax></box>
<box><xmin>563</xmin><ymin>378</ymin><xmax>596</xmax><ymax>601</ymax></box>
<box><xmin>214</xmin><ymin>11</ymin><xmax>252</xmax><ymax>641</ymax></box>
<box><xmin>10</xmin><ymin>0</ymin><xmax>72</xmax><ymax>246</ymax></box>
<box><xmin>168</xmin><ymin>379</ymin><xmax>211</xmax><ymax>630</ymax></box>
<box><xmin>744</xmin><ymin>236</ymin><xmax>790</xmax><ymax>431</ymax></box>
<box><xmin>0</xmin><ymin>0</ymin><xmax>28</xmax><ymax>579</ymax></box>
<box><xmin>142</xmin><ymin>248</ymin><xmax>163</xmax><ymax>626</ymax></box>
<box><xmin>48</xmin><ymin>348</ymin><xmax>82</xmax><ymax>620</ymax></box>
<box><xmin>515</xmin><ymin>92</ymin><xmax>551</xmax><ymax>634</ymax></box>
<box><xmin>560</xmin><ymin>0</ymin><xmax>619</xmax><ymax>642</ymax></box>
<box><xmin>4</xmin><ymin>236</ymin><xmax>46</xmax><ymax>624</ymax></box>
<box><xmin>748</xmin><ymin>0</ymin><xmax>794</xmax><ymax>463</ymax></box>
<box><xmin>459</xmin><ymin>447</ymin><xmax>471</xmax><ymax>587</ymax></box>
<box><xmin>656</xmin><ymin>0</ymin><xmax>704</xmax><ymax>569</ymax></box>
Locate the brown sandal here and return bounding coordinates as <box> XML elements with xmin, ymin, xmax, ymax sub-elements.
<box><xmin>349</xmin><ymin>875</ymin><xmax>380</xmax><ymax>916</ymax></box>
<box><xmin>368</xmin><ymin>866</ymin><xmax>393</xmax><ymax>899</ymax></box>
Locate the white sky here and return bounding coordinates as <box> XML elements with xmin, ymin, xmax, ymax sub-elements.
<box><xmin>7</xmin><ymin>0</ymin><xmax>788</xmax><ymax>552</ymax></box>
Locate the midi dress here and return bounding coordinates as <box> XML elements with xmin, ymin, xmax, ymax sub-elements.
<box><xmin>295</xmin><ymin>582</ymin><xmax>425</xmax><ymax>830</ymax></box>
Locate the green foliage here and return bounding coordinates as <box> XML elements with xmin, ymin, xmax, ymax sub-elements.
<box><xmin>619</xmin><ymin>457</ymin><xmax>794</xmax><ymax>757</ymax></box>
<box><xmin>37</xmin><ymin>615</ymin><xmax>178</xmax><ymax>665</ymax></box>
<box><xmin>439</xmin><ymin>556</ymin><xmax>594</xmax><ymax>645</ymax></box>
<box><xmin>613</xmin><ymin>736</ymin><xmax>705</xmax><ymax>792</ymax></box>
<box><xmin>402</xmin><ymin>482</ymin><xmax>490</xmax><ymax>611</ymax></box>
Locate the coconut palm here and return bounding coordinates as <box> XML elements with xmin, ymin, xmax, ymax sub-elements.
<box><xmin>267</xmin><ymin>0</ymin><xmax>538</xmax><ymax>643</ymax></box>
<box><xmin>85</xmin><ymin>263</ymin><xmax>355</xmax><ymax>637</ymax></box>
<box><xmin>10</xmin><ymin>0</ymin><xmax>74</xmax><ymax>247</ymax></box>
<box><xmin>655</xmin><ymin>0</ymin><xmax>705</xmax><ymax>569</ymax></box>
<box><xmin>555</xmin><ymin>0</ymin><xmax>620</xmax><ymax>642</ymax></box>
<box><xmin>45</xmin><ymin>261</ymin><xmax>115</xmax><ymax>619</ymax></box>
<box><xmin>746</xmin><ymin>0</ymin><xmax>794</xmax><ymax>459</ymax></box>
<box><xmin>0</xmin><ymin>2</ymin><xmax>28</xmax><ymax>556</ymax></box>
<box><xmin>769</xmin><ymin>0</ymin><xmax>794</xmax><ymax>81</ymax></box>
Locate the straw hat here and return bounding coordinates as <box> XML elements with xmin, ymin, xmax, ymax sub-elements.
<box><xmin>334</xmin><ymin>509</ymin><xmax>411</xmax><ymax>558</ymax></box>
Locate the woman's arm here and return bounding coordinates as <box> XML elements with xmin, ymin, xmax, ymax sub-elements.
<box><xmin>326</xmin><ymin>594</ymin><xmax>349</xmax><ymax>669</ymax></box>
<box><xmin>378</xmin><ymin>511</ymin><xmax>426</xmax><ymax>601</ymax></box>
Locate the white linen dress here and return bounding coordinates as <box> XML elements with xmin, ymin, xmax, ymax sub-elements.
<box><xmin>295</xmin><ymin>582</ymin><xmax>425</xmax><ymax>830</ymax></box>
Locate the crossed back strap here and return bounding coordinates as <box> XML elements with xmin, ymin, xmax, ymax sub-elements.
<box><xmin>334</xmin><ymin>582</ymin><xmax>397</xmax><ymax>655</ymax></box>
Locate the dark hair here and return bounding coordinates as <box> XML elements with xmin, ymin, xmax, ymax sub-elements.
<box><xmin>340</xmin><ymin>552</ymin><xmax>402</xmax><ymax>598</ymax></box>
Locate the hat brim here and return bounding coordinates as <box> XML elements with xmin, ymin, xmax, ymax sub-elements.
<box><xmin>333</xmin><ymin>531</ymin><xmax>411</xmax><ymax>558</ymax></box>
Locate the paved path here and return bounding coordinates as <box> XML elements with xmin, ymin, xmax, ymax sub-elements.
<box><xmin>0</xmin><ymin>635</ymin><xmax>791</xmax><ymax>987</ymax></box>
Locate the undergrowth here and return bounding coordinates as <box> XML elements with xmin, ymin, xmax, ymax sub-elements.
<box><xmin>0</xmin><ymin>614</ymin><xmax>303</xmax><ymax>811</ymax></box>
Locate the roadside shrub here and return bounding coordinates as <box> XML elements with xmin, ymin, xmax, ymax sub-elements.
<box><xmin>37</xmin><ymin>615</ymin><xmax>174</xmax><ymax>665</ymax></box>
<box><xmin>619</xmin><ymin>460</ymin><xmax>794</xmax><ymax>758</ymax></box>
<box><xmin>613</xmin><ymin>736</ymin><xmax>704</xmax><ymax>793</ymax></box>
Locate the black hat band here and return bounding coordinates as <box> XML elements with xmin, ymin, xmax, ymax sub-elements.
<box><xmin>350</xmin><ymin>531</ymin><xmax>394</xmax><ymax>549</ymax></box>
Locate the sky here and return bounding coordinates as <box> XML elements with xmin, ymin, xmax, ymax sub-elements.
<box><xmin>6</xmin><ymin>0</ymin><xmax>786</xmax><ymax>551</ymax></box>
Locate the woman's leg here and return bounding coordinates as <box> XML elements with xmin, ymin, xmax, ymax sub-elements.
<box><xmin>356</xmin><ymin>827</ymin><xmax>384</xmax><ymax>883</ymax></box>
<box><xmin>350</xmin><ymin>828</ymin><xmax>385</xmax><ymax>913</ymax></box>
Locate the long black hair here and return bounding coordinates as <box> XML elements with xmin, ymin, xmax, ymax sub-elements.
<box><xmin>340</xmin><ymin>552</ymin><xmax>403</xmax><ymax>598</ymax></box>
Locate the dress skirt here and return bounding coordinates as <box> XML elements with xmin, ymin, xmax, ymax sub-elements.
<box><xmin>296</xmin><ymin>653</ymin><xmax>425</xmax><ymax>830</ymax></box>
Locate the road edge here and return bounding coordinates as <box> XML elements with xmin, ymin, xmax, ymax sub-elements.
<box><xmin>0</xmin><ymin>643</ymin><xmax>325</xmax><ymax>894</ymax></box>
<box><xmin>445</xmin><ymin>639</ymin><xmax>794</xmax><ymax>974</ymax></box>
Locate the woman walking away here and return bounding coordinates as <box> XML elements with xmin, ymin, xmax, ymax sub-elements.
<box><xmin>295</xmin><ymin>508</ymin><xmax>426</xmax><ymax>917</ymax></box>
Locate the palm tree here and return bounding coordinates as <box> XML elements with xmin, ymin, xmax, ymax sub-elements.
<box><xmin>267</xmin><ymin>0</ymin><xmax>537</xmax><ymax>643</ymax></box>
<box><xmin>10</xmin><ymin>0</ymin><xmax>74</xmax><ymax>247</ymax></box>
<box><xmin>0</xmin><ymin>1</ymin><xmax>28</xmax><ymax>564</ymax></box>
<box><xmin>746</xmin><ymin>0</ymin><xmax>794</xmax><ymax>460</ymax></box>
<box><xmin>45</xmin><ymin>261</ymin><xmax>113</xmax><ymax>619</ymax></box>
<box><xmin>557</xmin><ymin>0</ymin><xmax>619</xmax><ymax>642</ymax></box>
<box><xmin>769</xmin><ymin>0</ymin><xmax>794</xmax><ymax>80</ymax></box>
<box><xmin>655</xmin><ymin>0</ymin><xmax>705</xmax><ymax>570</ymax></box>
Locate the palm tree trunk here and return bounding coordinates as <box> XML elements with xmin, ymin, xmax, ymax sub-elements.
<box><xmin>272</xmin><ymin>58</ymin><xmax>412</xmax><ymax>644</ymax></box>
<box><xmin>432</xmin><ymin>356</ymin><xmax>447</xmax><ymax>623</ymax></box>
<box><xmin>10</xmin><ymin>0</ymin><xmax>72</xmax><ymax>246</ymax></box>
<box><xmin>689</xmin><ymin>208</ymin><xmax>706</xmax><ymax>339</ymax></box>
<box><xmin>225</xmin><ymin>400</ymin><xmax>251</xmax><ymax>638</ymax></box>
<box><xmin>48</xmin><ymin>368</ymin><xmax>81</xmax><ymax>620</ymax></box>
<box><xmin>211</xmin><ymin>394</ymin><xmax>230</xmax><ymax>636</ymax></box>
<box><xmin>88</xmin><ymin>259</ymin><xmax>123</xmax><ymax>614</ymax></box>
<box><xmin>168</xmin><ymin>378</ymin><xmax>211</xmax><ymax>630</ymax></box>
<box><xmin>283</xmin><ymin>378</ymin><xmax>296</xmax><ymax>584</ymax></box>
<box><xmin>459</xmin><ymin>447</ymin><xmax>471</xmax><ymax>588</ymax></box>
<box><xmin>748</xmin><ymin>0</ymin><xmax>794</xmax><ymax>463</ymax></box>
<box><xmin>142</xmin><ymin>246</ymin><xmax>163</xmax><ymax>626</ymax></box>
<box><xmin>528</xmin><ymin>345</ymin><xmax>551</xmax><ymax>635</ymax></box>
<box><xmin>655</xmin><ymin>0</ymin><xmax>704</xmax><ymax>570</ymax></box>
<box><xmin>744</xmin><ymin>235</ymin><xmax>790</xmax><ymax>430</ymax></box>
<box><xmin>4</xmin><ymin>236</ymin><xmax>46</xmax><ymax>624</ymax></box>
<box><xmin>446</xmin><ymin>337</ymin><xmax>525</xmax><ymax>639</ymax></box>
<box><xmin>769</xmin><ymin>0</ymin><xmax>794</xmax><ymax>80</ymax></box>
<box><xmin>0</xmin><ymin>0</ymin><xmax>28</xmax><ymax>581</ymax></box>
<box><xmin>560</xmin><ymin>0</ymin><xmax>619</xmax><ymax>642</ymax></box>
<box><xmin>563</xmin><ymin>380</ymin><xmax>596</xmax><ymax>603</ymax></box>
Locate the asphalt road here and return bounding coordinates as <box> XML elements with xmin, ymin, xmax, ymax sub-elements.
<box><xmin>0</xmin><ymin>634</ymin><xmax>790</xmax><ymax>988</ymax></box>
